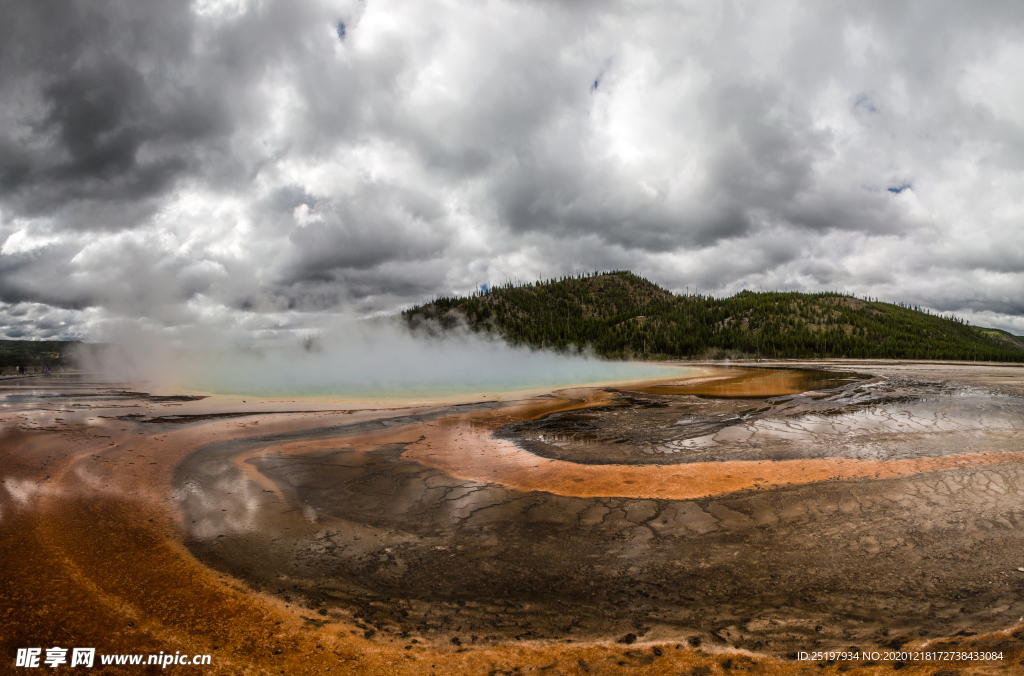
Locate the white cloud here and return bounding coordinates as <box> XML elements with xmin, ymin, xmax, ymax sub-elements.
<box><xmin>1</xmin><ymin>0</ymin><xmax>1024</xmax><ymax>340</ymax></box>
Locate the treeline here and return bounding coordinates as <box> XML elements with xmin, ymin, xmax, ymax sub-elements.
<box><xmin>403</xmin><ymin>271</ymin><xmax>1024</xmax><ymax>362</ymax></box>
<box><xmin>0</xmin><ymin>340</ymin><xmax>80</xmax><ymax>368</ymax></box>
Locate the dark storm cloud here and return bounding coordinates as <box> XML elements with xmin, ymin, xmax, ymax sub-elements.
<box><xmin>2</xmin><ymin>0</ymin><xmax>1024</xmax><ymax>339</ymax></box>
<box><xmin>281</xmin><ymin>182</ymin><xmax>448</xmax><ymax>280</ymax></box>
<box><xmin>0</xmin><ymin>0</ymin><xmax>216</xmax><ymax>219</ymax></box>
<box><xmin>0</xmin><ymin>244</ymin><xmax>96</xmax><ymax>309</ymax></box>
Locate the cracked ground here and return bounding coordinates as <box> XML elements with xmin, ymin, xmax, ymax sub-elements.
<box><xmin>171</xmin><ymin>363</ymin><xmax>1024</xmax><ymax>659</ymax></box>
<box><xmin>6</xmin><ymin>363</ymin><xmax>1024</xmax><ymax>674</ymax></box>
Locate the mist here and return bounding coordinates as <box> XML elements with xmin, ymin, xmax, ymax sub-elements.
<box><xmin>80</xmin><ymin>319</ymin><xmax>683</xmax><ymax>399</ymax></box>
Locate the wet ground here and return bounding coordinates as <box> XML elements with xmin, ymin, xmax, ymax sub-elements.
<box><xmin>4</xmin><ymin>363</ymin><xmax>1024</xmax><ymax>674</ymax></box>
<box><xmin>174</xmin><ymin>364</ymin><xmax>1024</xmax><ymax>659</ymax></box>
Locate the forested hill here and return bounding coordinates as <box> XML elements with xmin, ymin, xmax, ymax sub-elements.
<box><xmin>402</xmin><ymin>271</ymin><xmax>1024</xmax><ymax>362</ymax></box>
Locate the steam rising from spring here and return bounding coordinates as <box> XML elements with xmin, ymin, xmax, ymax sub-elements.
<box><xmin>82</xmin><ymin>319</ymin><xmax>683</xmax><ymax>399</ymax></box>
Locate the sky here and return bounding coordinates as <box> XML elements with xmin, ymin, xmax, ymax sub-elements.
<box><xmin>2</xmin><ymin>0</ymin><xmax>1024</xmax><ymax>343</ymax></box>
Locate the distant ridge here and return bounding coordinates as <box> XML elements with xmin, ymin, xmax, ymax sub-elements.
<box><xmin>403</xmin><ymin>271</ymin><xmax>1024</xmax><ymax>362</ymax></box>
<box><xmin>0</xmin><ymin>340</ymin><xmax>81</xmax><ymax>369</ymax></box>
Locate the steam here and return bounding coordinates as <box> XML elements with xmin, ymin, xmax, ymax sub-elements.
<box><xmin>78</xmin><ymin>319</ymin><xmax>683</xmax><ymax>399</ymax></box>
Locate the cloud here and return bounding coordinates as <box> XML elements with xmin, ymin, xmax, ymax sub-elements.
<box><xmin>2</xmin><ymin>0</ymin><xmax>1024</xmax><ymax>340</ymax></box>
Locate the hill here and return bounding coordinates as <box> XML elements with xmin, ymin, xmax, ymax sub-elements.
<box><xmin>402</xmin><ymin>271</ymin><xmax>1024</xmax><ymax>362</ymax></box>
<box><xmin>973</xmin><ymin>327</ymin><xmax>1024</xmax><ymax>352</ymax></box>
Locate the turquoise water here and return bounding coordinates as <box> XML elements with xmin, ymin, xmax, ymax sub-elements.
<box><xmin>183</xmin><ymin>337</ymin><xmax>692</xmax><ymax>399</ymax></box>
